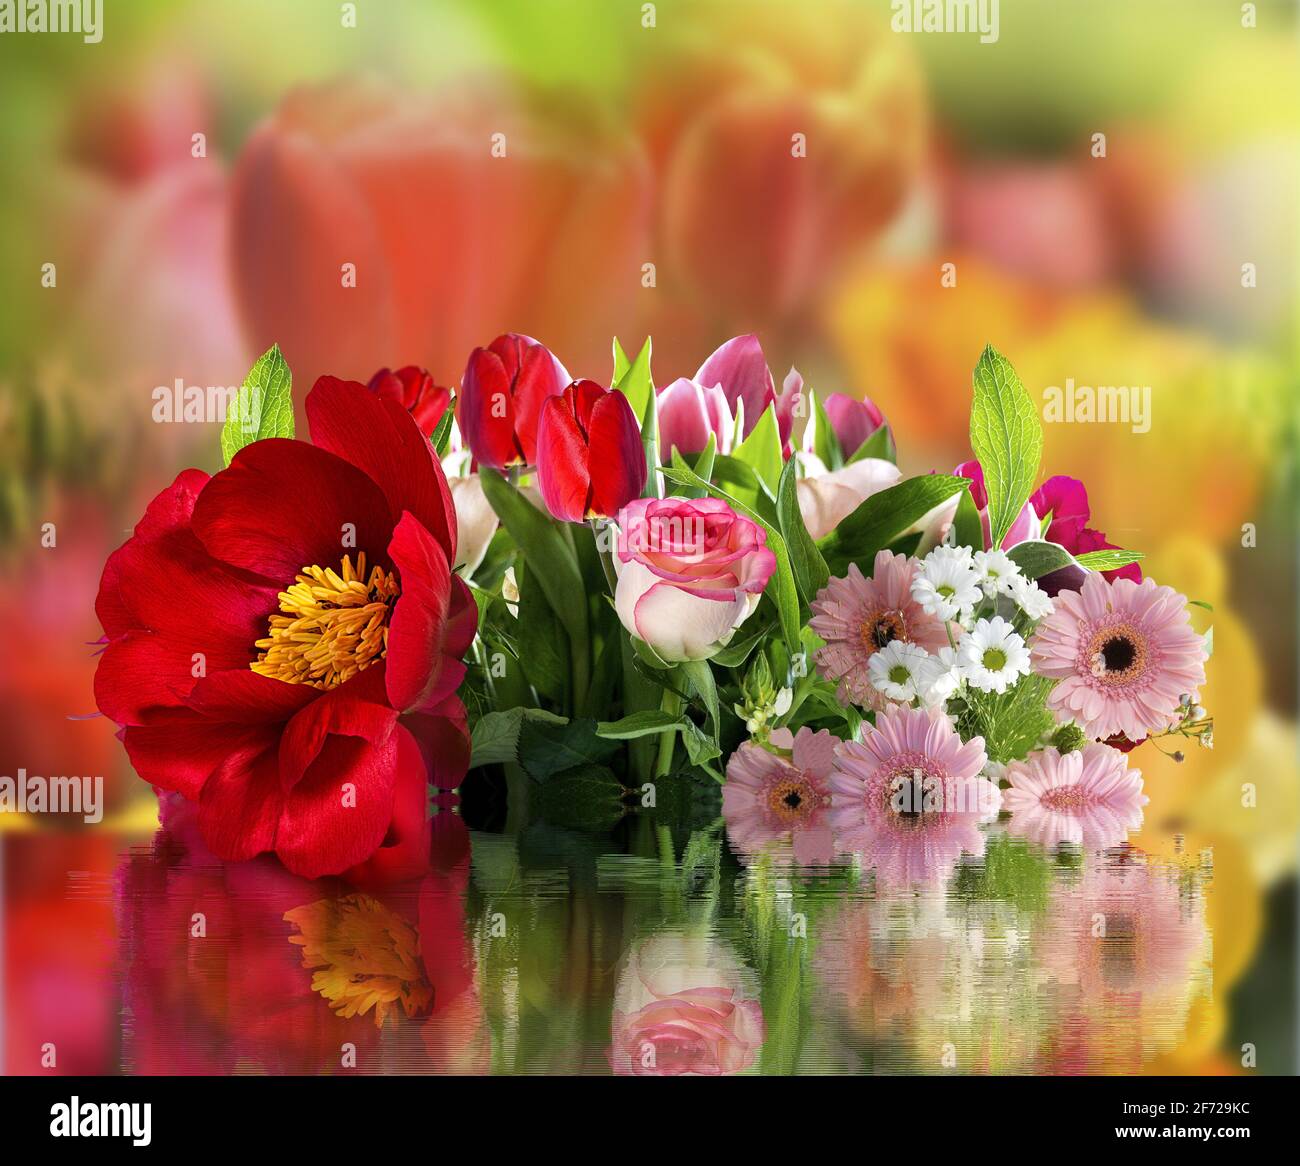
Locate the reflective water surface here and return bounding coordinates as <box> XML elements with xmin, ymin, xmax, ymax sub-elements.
<box><xmin>93</xmin><ymin>788</ymin><xmax>1219</xmax><ymax>1076</ymax></box>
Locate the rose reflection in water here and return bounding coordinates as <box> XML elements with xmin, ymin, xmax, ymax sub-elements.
<box><xmin>115</xmin><ymin>795</ymin><xmax>487</xmax><ymax>1074</ymax></box>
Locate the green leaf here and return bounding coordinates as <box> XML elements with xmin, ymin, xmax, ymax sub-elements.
<box><xmin>709</xmin><ymin>618</ymin><xmax>772</xmax><ymax>667</ymax></box>
<box><xmin>969</xmin><ymin>345</ymin><xmax>1042</xmax><ymax>548</ymax></box>
<box><xmin>808</xmin><ymin>388</ymin><xmax>842</xmax><ymax>471</ymax></box>
<box><xmin>952</xmin><ymin>485</ymin><xmax>985</xmax><ymax>551</ymax></box>
<box><xmin>612</xmin><ymin>336</ymin><xmax>654</xmax><ymax>427</ymax></box>
<box><xmin>1074</xmin><ymin>548</ymin><xmax>1145</xmax><ymax>571</ymax></box>
<box><xmin>680</xmin><ymin>658</ymin><xmax>720</xmax><ymax>736</ymax></box>
<box><xmin>220</xmin><ymin>343</ymin><xmax>293</xmax><ymax>465</ymax></box>
<box><xmin>518</xmin><ymin>717</ymin><xmax>620</xmax><ymax>781</ymax></box>
<box><xmin>1007</xmin><ymin>540</ymin><xmax>1078</xmax><ymax>580</ymax></box>
<box><xmin>536</xmin><ymin>764</ymin><xmax>627</xmax><ymax>832</ymax></box>
<box><xmin>430</xmin><ymin>406</ymin><xmax>455</xmax><ymax>457</ymax></box>
<box><xmin>659</xmin><ymin>462</ymin><xmax>801</xmax><ymax>652</ymax></box>
<box><xmin>515</xmin><ymin>562</ymin><xmax>568</xmax><ymax>701</ymax></box>
<box><xmin>479</xmin><ymin>469</ymin><xmax>586</xmax><ymax>647</ymax></box>
<box><xmin>730</xmin><ymin>404</ymin><xmax>784</xmax><ymax>500</ymax></box>
<box><xmin>596</xmin><ymin>710</ymin><xmax>687</xmax><ymax>739</ymax></box>
<box><xmin>776</xmin><ymin>455</ymin><xmax>829</xmax><ymax>603</ymax></box>
<box><xmin>825</xmin><ymin>474</ymin><xmax>970</xmax><ymax>573</ymax></box>
<box><xmin>469</xmin><ymin>707</ymin><xmax>568</xmax><ymax>768</ymax></box>
<box><xmin>846</xmin><ymin>424</ymin><xmax>895</xmax><ymax>465</ymax></box>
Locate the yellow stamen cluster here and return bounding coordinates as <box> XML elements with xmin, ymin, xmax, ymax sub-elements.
<box><xmin>285</xmin><ymin>895</ymin><xmax>432</xmax><ymax>1027</ymax></box>
<box><xmin>251</xmin><ymin>553</ymin><xmax>399</xmax><ymax>690</ymax></box>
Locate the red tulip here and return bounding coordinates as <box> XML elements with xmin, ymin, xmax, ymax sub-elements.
<box><xmin>459</xmin><ymin>333</ymin><xmax>571</xmax><ymax>470</ymax></box>
<box><xmin>535</xmin><ymin>380</ymin><xmax>646</xmax><ymax>523</ymax></box>
<box><xmin>367</xmin><ymin>365</ymin><xmax>451</xmax><ymax>438</ymax></box>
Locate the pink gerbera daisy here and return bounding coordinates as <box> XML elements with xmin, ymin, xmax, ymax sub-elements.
<box><xmin>1029</xmin><ymin>574</ymin><xmax>1207</xmax><ymax>742</ymax></box>
<box><xmin>810</xmin><ymin>550</ymin><xmax>951</xmax><ymax>709</ymax></box>
<box><xmin>1003</xmin><ymin>744</ymin><xmax>1148</xmax><ymax>850</ymax></box>
<box><xmin>722</xmin><ymin>727</ymin><xmax>837</xmax><ymax>866</ymax></box>
<box><xmin>828</xmin><ymin>704</ymin><xmax>998</xmax><ymax>888</ymax></box>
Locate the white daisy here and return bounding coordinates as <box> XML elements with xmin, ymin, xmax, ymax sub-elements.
<box><xmin>1007</xmin><ymin>573</ymin><xmax>1055</xmax><ymax>620</ymax></box>
<box><xmin>920</xmin><ymin>644</ymin><xmax>963</xmax><ymax>707</ymax></box>
<box><xmin>867</xmin><ymin>641</ymin><xmax>937</xmax><ymax>703</ymax></box>
<box><xmin>911</xmin><ymin>547</ymin><xmax>981</xmax><ymax>621</ymax></box>
<box><xmin>957</xmin><ymin>616</ymin><xmax>1031</xmax><ymax>694</ymax></box>
<box><xmin>972</xmin><ymin>548</ymin><xmax>1021</xmax><ymax>597</ymax></box>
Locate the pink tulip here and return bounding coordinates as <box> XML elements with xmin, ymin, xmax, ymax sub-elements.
<box><xmin>655</xmin><ymin>377</ymin><xmax>733</xmax><ymax>457</ymax></box>
<box><xmin>823</xmin><ymin>392</ymin><xmax>886</xmax><ymax>458</ymax></box>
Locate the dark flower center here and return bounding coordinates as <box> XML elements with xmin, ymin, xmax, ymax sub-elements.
<box><xmin>1101</xmin><ymin>636</ymin><xmax>1136</xmax><ymax>672</ymax></box>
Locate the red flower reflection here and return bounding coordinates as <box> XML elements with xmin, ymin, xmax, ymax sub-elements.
<box><xmin>94</xmin><ymin>378</ymin><xmax>476</xmax><ymax>878</ymax></box>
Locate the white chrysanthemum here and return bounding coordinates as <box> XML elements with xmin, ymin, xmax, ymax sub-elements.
<box><xmin>958</xmin><ymin>616</ymin><xmax>1031</xmax><ymax>694</ymax></box>
<box><xmin>920</xmin><ymin>644</ymin><xmax>963</xmax><ymax>707</ymax></box>
<box><xmin>1007</xmin><ymin>573</ymin><xmax>1055</xmax><ymax>620</ymax></box>
<box><xmin>867</xmin><ymin>641</ymin><xmax>937</xmax><ymax>703</ymax></box>
<box><xmin>911</xmin><ymin>548</ymin><xmax>981</xmax><ymax>621</ymax></box>
<box><xmin>972</xmin><ymin>549</ymin><xmax>1021</xmax><ymax>597</ymax></box>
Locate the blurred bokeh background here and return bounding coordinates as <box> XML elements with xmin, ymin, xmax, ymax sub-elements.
<box><xmin>1</xmin><ymin>0</ymin><xmax>1295</xmax><ymax>1074</ymax></box>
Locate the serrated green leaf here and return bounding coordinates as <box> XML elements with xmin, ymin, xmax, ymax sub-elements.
<box><xmin>969</xmin><ymin>345</ymin><xmax>1042</xmax><ymax>548</ymax></box>
<box><xmin>518</xmin><ymin>717</ymin><xmax>620</xmax><ymax>781</ymax></box>
<box><xmin>221</xmin><ymin>343</ymin><xmax>293</xmax><ymax>465</ymax></box>
<box><xmin>469</xmin><ymin>707</ymin><xmax>569</xmax><ymax>768</ymax></box>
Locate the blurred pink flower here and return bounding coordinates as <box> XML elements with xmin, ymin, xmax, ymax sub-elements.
<box><xmin>1003</xmin><ymin>744</ymin><xmax>1148</xmax><ymax>850</ymax></box>
<box><xmin>231</xmin><ymin>79</ymin><xmax>651</xmax><ymax>389</ymax></box>
<box><xmin>611</xmin><ymin>934</ymin><xmax>764</xmax><ymax>1076</ymax></box>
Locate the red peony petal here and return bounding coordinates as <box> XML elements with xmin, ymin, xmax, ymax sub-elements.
<box><xmin>386</xmin><ymin>512</ymin><xmax>470</xmax><ymax>714</ymax></box>
<box><xmin>191</xmin><ymin>438</ymin><xmax>395</xmax><ymax>584</ymax></box>
<box><xmin>272</xmin><ymin>715</ymin><xmax>409</xmax><ymax>878</ymax></box>
<box><xmin>197</xmin><ymin>745</ymin><xmax>284</xmax><ymax>862</ymax></box>
<box><xmin>277</xmin><ymin>665</ymin><xmax>397</xmax><ymax>793</ymax></box>
<box><xmin>307</xmin><ymin>375</ymin><xmax>457</xmax><ymax>564</ymax></box>
<box><xmin>123</xmin><ymin>713</ymin><xmax>280</xmax><ymax>801</ymax></box>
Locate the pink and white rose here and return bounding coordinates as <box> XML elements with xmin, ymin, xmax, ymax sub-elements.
<box><xmin>610</xmin><ymin>933</ymin><xmax>765</xmax><ymax>1076</ymax></box>
<box><xmin>614</xmin><ymin>497</ymin><xmax>776</xmax><ymax>661</ymax></box>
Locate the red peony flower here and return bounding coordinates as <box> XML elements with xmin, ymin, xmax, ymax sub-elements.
<box><xmin>94</xmin><ymin>377</ymin><xmax>477</xmax><ymax>879</ymax></box>
<box><xmin>366</xmin><ymin>365</ymin><xmax>451</xmax><ymax>438</ymax></box>
<box><xmin>458</xmin><ymin>333</ymin><xmax>571</xmax><ymax>470</ymax></box>
<box><xmin>535</xmin><ymin>379</ymin><xmax>647</xmax><ymax>523</ymax></box>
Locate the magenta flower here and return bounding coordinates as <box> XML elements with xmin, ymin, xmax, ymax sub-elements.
<box><xmin>1003</xmin><ymin>744</ymin><xmax>1148</xmax><ymax>850</ymax></box>
<box><xmin>1029</xmin><ymin>475</ymin><xmax>1142</xmax><ymax>585</ymax></box>
<box><xmin>1029</xmin><ymin>574</ymin><xmax>1208</xmax><ymax>742</ymax></box>
<box><xmin>828</xmin><ymin>704</ymin><xmax>998</xmax><ymax>888</ymax></box>
<box><xmin>722</xmin><ymin>727</ymin><xmax>838</xmax><ymax>866</ymax></box>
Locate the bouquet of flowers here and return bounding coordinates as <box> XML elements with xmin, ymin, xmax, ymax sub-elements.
<box><xmin>94</xmin><ymin>333</ymin><xmax>1213</xmax><ymax>888</ymax></box>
